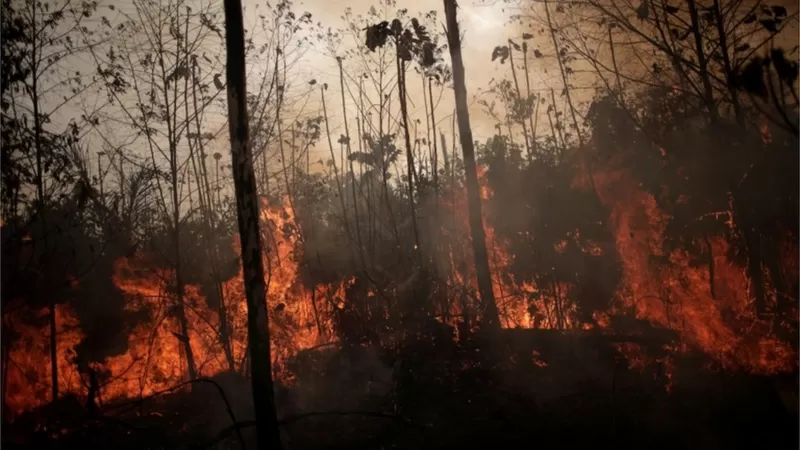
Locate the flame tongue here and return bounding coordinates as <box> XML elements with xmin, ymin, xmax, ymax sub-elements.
<box><xmin>595</xmin><ymin>166</ymin><xmax>796</xmax><ymax>374</ymax></box>
<box><xmin>4</xmin><ymin>166</ymin><xmax>796</xmax><ymax>417</ymax></box>
<box><xmin>444</xmin><ymin>163</ymin><xmax>796</xmax><ymax>374</ymax></box>
<box><xmin>4</xmin><ymin>196</ymin><xmax>341</xmax><ymax>416</ymax></box>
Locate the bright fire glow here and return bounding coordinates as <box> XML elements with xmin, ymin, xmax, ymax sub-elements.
<box><xmin>3</xmin><ymin>165</ymin><xmax>797</xmax><ymax>417</ymax></box>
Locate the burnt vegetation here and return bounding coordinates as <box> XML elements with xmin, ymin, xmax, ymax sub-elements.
<box><xmin>1</xmin><ymin>0</ymin><xmax>798</xmax><ymax>449</ymax></box>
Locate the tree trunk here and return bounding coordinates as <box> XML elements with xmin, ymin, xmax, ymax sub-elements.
<box><xmin>711</xmin><ymin>0</ymin><xmax>742</xmax><ymax>126</ymax></box>
<box><xmin>441</xmin><ymin>132</ymin><xmax>450</xmax><ymax>175</ymax></box>
<box><xmin>743</xmin><ymin>225</ymin><xmax>766</xmax><ymax>317</ymax></box>
<box><xmin>223</xmin><ymin>0</ymin><xmax>283</xmax><ymax>448</ymax></box>
<box><xmin>687</xmin><ymin>0</ymin><xmax>718</xmax><ymax>123</ymax></box>
<box><xmin>396</xmin><ymin>55</ymin><xmax>421</xmax><ymax>254</ymax></box>
<box><xmin>30</xmin><ymin>7</ymin><xmax>58</xmax><ymax>399</ymax></box>
<box><xmin>544</xmin><ymin>0</ymin><xmax>592</xmax><ymax>188</ymax></box>
<box><xmin>338</xmin><ymin>58</ymin><xmax>367</xmax><ymax>269</ymax></box>
<box><xmin>173</xmin><ymin>230</ymin><xmax>198</xmax><ymax>380</ymax></box>
<box><xmin>443</xmin><ymin>0</ymin><xmax>501</xmax><ymax>330</ymax></box>
<box><xmin>321</xmin><ymin>85</ymin><xmax>355</xmax><ymax>263</ymax></box>
<box><xmin>1</xmin><ymin>321</ymin><xmax>10</xmax><ymax>420</ymax></box>
<box><xmin>159</xmin><ymin>8</ymin><xmax>197</xmax><ymax>381</ymax></box>
<box><xmin>429</xmin><ymin>78</ymin><xmax>440</xmax><ymax>204</ymax></box>
<box><xmin>48</xmin><ymin>303</ymin><xmax>58</xmax><ymax>400</ymax></box>
<box><xmin>507</xmin><ymin>45</ymin><xmax>532</xmax><ymax>160</ymax></box>
<box><xmin>522</xmin><ymin>44</ymin><xmax>538</xmax><ymax>160</ymax></box>
<box><xmin>191</xmin><ymin>60</ymin><xmax>235</xmax><ymax>370</ymax></box>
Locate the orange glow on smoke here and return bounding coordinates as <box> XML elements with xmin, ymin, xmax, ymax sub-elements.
<box><xmin>592</xmin><ymin>166</ymin><xmax>796</xmax><ymax>374</ymax></box>
<box><xmin>445</xmin><ymin>163</ymin><xmax>796</xmax><ymax>374</ymax></box>
<box><xmin>4</xmin><ymin>197</ymin><xmax>346</xmax><ymax>417</ymax></box>
<box><xmin>4</xmin><ymin>161</ymin><xmax>797</xmax><ymax>417</ymax></box>
<box><xmin>5</xmin><ymin>306</ymin><xmax>84</xmax><ymax>415</ymax></box>
<box><xmin>442</xmin><ymin>166</ymin><xmax>577</xmax><ymax>330</ymax></box>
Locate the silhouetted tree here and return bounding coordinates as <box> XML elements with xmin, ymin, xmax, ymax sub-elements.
<box><xmin>223</xmin><ymin>0</ymin><xmax>283</xmax><ymax>447</ymax></box>
<box><xmin>443</xmin><ymin>0</ymin><xmax>501</xmax><ymax>330</ymax></box>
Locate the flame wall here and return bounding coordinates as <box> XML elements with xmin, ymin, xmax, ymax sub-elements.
<box><xmin>4</xmin><ymin>167</ymin><xmax>797</xmax><ymax>417</ymax></box>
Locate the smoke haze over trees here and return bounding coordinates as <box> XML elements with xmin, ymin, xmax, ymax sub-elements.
<box><xmin>1</xmin><ymin>0</ymin><xmax>798</xmax><ymax>448</ymax></box>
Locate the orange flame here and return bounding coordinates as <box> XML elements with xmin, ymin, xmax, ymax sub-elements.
<box><xmin>5</xmin><ymin>164</ymin><xmax>796</xmax><ymax>417</ymax></box>
<box><xmin>5</xmin><ymin>196</ymin><xmax>346</xmax><ymax>416</ymax></box>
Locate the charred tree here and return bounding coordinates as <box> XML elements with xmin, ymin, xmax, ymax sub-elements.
<box><xmin>223</xmin><ymin>0</ymin><xmax>282</xmax><ymax>448</ymax></box>
<box><xmin>443</xmin><ymin>0</ymin><xmax>501</xmax><ymax>330</ymax></box>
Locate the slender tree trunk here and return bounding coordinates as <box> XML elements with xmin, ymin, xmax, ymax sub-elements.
<box><xmin>339</xmin><ymin>58</ymin><xmax>366</xmax><ymax>269</ymax></box>
<box><xmin>291</xmin><ymin>124</ymin><xmax>297</xmax><ymax>188</ymax></box>
<box><xmin>441</xmin><ymin>132</ymin><xmax>450</xmax><ymax>175</ymax></box>
<box><xmin>396</xmin><ymin>55</ymin><xmax>421</xmax><ymax>254</ymax></box>
<box><xmin>30</xmin><ymin>7</ymin><xmax>58</xmax><ymax>400</ymax></box>
<box><xmin>687</xmin><ymin>0</ymin><xmax>717</xmax><ymax>123</ymax></box>
<box><xmin>429</xmin><ymin>78</ymin><xmax>440</xmax><ymax>204</ymax></box>
<box><xmin>1</xmin><ymin>321</ymin><xmax>10</xmax><ymax>418</ymax></box>
<box><xmin>155</xmin><ymin>8</ymin><xmax>197</xmax><ymax>381</ymax></box>
<box><xmin>549</xmin><ymin>89</ymin><xmax>566</xmax><ymax>162</ymax></box>
<box><xmin>544</xmin><ymin>0</ymin><xmax>595</xmax><ymax>193</ymax></box>
<box><xmin>451</xmin><ymin>112</ymin><xmax>457</xmax><ymax>221</ymax></box>
<box><xmin>172</xmin><ymin>186</ymin><xmax>198</xmax><ymax>381</ymax></box>
<box><xmin>522</xmin><ymin>43</ymin><xmax>538</xmax><ymax>160</ymax></box>
<box><xmin>443</xmin><ymin>0</ymin><xmax>500</xmax><ymax>330</ymax></box>
<box><xmin>422</xmin><ymin>73</ymin><xmax>432</xmax><ymax>173</ymax></box>
<box><xmin>223</xmin><ymin>0</ymin><xmax>283</xmax><ymax>447</ymax></box>
<box><xmin>503</xmin><ymin>97</ymin><xmax>516</xmax><ymax>149</ymax></box>
<box><xmin>357</xmin><ymin>80</ymin><xmax>376</xmax><ymax>258</ymax></box>
<box><xmin>277</xmin><ymin>88</ymin><xmax>297</xmax><ymax>210</ymax></box>
<box><xmin>185</xmin><ymin>36</ymin><xmax>232</xmax><ymax>371</ymax></box>
<box><xmin>169</xmin><ymin>99</ymin><xmax>197</xmax><ymax>381</ymax></box>
<box><xmin>321</xmin><ymin>85</ymin><xmax>356</xmax><ymax>262</ymax></box>
<box><xmin>507</xmin><ymin>45</ymin><xmax>532</xmax><ymax>160</ymax></box>
<box><xmin>608</xmin><ymin>26</ymin><xmax>624</xmax><ymax>106</ymax></box>
<box><xmin>711</xmin><ymin>0</ymin><xmax>743</xmax><ymax>126</ymax></box>
<box><xmin>191</xmin><ymin>59</ymin><xmax>235</xmax><ymax>370</ymax></box>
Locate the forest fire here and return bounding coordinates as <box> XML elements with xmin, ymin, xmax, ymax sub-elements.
<box><xmin>3</xmin><ymin>163</ymin><xmax>797</xmax><ymax>419</ymax></box>
<box><xmin>592</xmin><ymin>166</ymin><xmax>797</xmax><ymax>375</ymax></box>
<box><xmin>2</xmin><ymin>0</ymin><xmax>798</xmax><ymax>446</ymax></box>
<box><xmin>6</xmin><ymin>162</ymin><xmax>798</xmax><ymax>418</ymax></box>
<box><xmin>3</xmin><ymin>198</ymin><xmax>346</xmax><ymax>417</ymax></box>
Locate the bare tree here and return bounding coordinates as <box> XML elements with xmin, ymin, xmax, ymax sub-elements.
<box><xmin>443</xmin><ymin>0</ymin><xmax>501</xmax><ymax>330</ymax></box>
<box><xmin>83</xmin><ymin>0</ymin><xmax>238</xmax><ymax>381</ymax></box>
<box><xmin>223</xmin><ymin>0</ymin><xmax>282</xmax><ymax>447</ymax></box>
<box><xmin>1</xmin><ymin>0</ymin><xmax>112</xmax><ymax>401</ymax></box>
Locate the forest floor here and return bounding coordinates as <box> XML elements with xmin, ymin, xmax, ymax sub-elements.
<box><xmin>3</xmin><ymin>334</ymin><xmax>798</xmax><ymax>450</ymax></box>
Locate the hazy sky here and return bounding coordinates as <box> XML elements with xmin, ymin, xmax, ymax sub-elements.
<box><xmin>275</xmin><ymin>0</ymin><xmax>523</xmax><ymax>141</ymax></box>
<box><xmin>204</xmin><ymin>0</ymin><xmax>535</xmax><ymax>179</ymax></box>
<box><xmin>44</xmin><ymin>0</ymin><xmax>798</xmax><ymax>190</ymax></box>
<box><xmin>45</xmin><ymin>0</ymin><xmax>526</xmax><ymax>195</ymax></box>
<box><xmin>244</xmin><ymin>0</ymin><xmax>560</xmax><ymax>173</ymax></box>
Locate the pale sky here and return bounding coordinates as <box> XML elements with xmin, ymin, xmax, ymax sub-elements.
<box><xmin>81</xmin><ymin>0</ymin><xmax>532</xmax><ymax>187</ymax></box>
<box><xmin>151</xmin><ymin>0</ymin><xmax>549</xmax><ymax>190</ymax></box>
<box><xmin>37</xmin><ymin>0</ymin><xmax>798</xmax><ymax>202</ymax></box>
<box><xmin>238</xmin><ymin>0</ymin><xmax>562</xmax><ymax>177</ymax></box>
<box><xmin>260</xmin><ymin>0</ymin><xmax>530</xmax><ymax>160</ymax></box>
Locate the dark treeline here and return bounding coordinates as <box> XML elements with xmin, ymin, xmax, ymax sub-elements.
<box><xmin>1</xmin><ymin>0</ymin><xmax>798</xmax><ymax>449</ymax></box>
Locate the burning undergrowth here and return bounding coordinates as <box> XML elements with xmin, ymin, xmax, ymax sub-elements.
<box><xmin>3</xmin><ymin>198</ymin><xmax>350</xmax><ymax>418</ymax></box>
<box><xmin>4</xmin><ymin>154</ymin><xmax>796</xmax><ymax>422</ymax></box>
<box><xmin>1</xmin><ymin>144</ymin><xmax>797</xmax><ymax>450</ymax></box>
